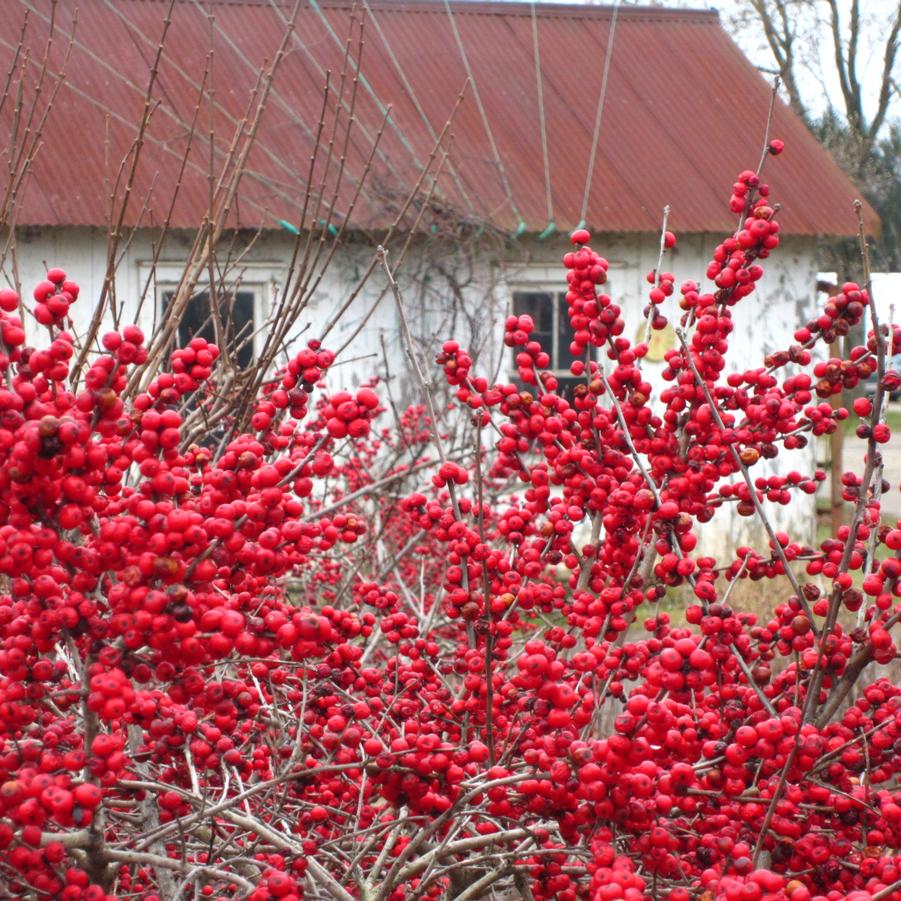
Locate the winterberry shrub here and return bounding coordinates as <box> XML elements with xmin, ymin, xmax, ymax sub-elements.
<box><xmin>0</xmin><ymin>147</ymin><xmax>900</xmax><ymax>901</ymax></box>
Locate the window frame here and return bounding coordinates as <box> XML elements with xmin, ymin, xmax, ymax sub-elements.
<box><xmin>138</xmin><ymin>261</ymin><xmax>283</xmax><ymax>362</ymax></box>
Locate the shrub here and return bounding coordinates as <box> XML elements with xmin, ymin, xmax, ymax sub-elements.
<box><xmin>0</xmin><ymin>149</ymin><xmax>900</xmax><ymax>901</ymax></box>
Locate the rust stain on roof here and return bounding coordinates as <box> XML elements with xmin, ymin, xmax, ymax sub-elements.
<box><xmin>0</xmin><ymin>0</ymin><xmax>876</xmax><ymax>236</ymax></box>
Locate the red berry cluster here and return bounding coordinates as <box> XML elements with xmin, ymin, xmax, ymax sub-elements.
<box><xmin>435</xmin><ymin>339</ymin><xmax>473</xmax><ymax>386</ymax></box>
<box><xmin>32</xmin><ymin>268</ymin><xmax>79</xmax><ymax>328</ymax></box>
<box><xmin>506</xmin><ymin>313</ymin><xmax>552</xmax><ymax>385</ymax></box>
<box><xmin>644</xmin><ymin>265</ymin><xmax>675</xmax><ymax>331</ymax></box>
<box><xmin>320</xmin><ymin>387</ymin><xmax>379</xmax><ymax>438</ymax></box>
<box><xmin>253</xmin><ymin>342</ymin><xmax>337</xmax><ymax>432</ymax></box>
<box><xmin>563</xmin><ymin>236</ymin><xmax>618</xmax><ymax>366</ymax></box>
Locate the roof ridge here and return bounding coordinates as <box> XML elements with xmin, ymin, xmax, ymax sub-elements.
<box><xmin>145</xmin><ymin>0</ymin><xmax>720</xmax><ymax>22</ymax></box>
<box><xmin>366</xmin><ymin>1</ymin><xmax>720</xmax><ymax>21</ymax></box>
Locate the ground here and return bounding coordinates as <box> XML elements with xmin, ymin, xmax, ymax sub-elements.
<box><xmin>840</xmin><ymin>402</ymin><xmax>901</xmax><ymax>522</ymax></box>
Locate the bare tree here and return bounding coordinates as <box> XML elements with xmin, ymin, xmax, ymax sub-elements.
<box><xmin>729</xmin><ymin>0</ymin><xmax>899</xmax><ymax>152</ymax></box>
<box><xmin>727</xmin><ymin>0</ymin><xmax>901</xmax><ymax>267</ymax></box>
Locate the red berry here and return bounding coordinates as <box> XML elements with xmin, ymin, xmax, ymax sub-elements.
<box><xmin>570</xmin><ymin>228</ymin><xmax>591</xmax><ymax>245</ymax></box>
<box><xmin>0</xmin><ymin>288</ymin><xmax>18</xmax><ymax>312</ymax></box>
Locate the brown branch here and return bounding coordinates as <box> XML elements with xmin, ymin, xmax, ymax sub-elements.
<box><xmin>71</xmin><ymin>0</ymin><xmax>175</xmax><ymax>385</ymax></box>
<box><xmin>825</xmin><ymin>0</ymin><xmax>861</xmax><ymax>133</ymax></box>
<box><xmin>749</xmin><ymin>0</ymin><xmax>806</xmax><ymax>117</ymax></box>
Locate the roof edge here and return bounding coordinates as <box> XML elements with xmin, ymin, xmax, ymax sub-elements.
<box><xmin>11</xmin><ymin>222</ymin><xmax>860</xmax><ymax>239</ymax></box>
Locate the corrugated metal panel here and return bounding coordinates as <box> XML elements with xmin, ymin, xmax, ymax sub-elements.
<box><xmin>0</xmin><ymin>0</ymin><xmax>877</xmax><ymax>236</ymax></box>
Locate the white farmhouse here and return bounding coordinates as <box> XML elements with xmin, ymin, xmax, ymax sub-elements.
<box><xmin>0</xmin><ymin>0</ymin><xmax>876</xmax><ymax>546</ymax></box>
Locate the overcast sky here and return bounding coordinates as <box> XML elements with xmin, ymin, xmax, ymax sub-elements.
<box><xmin>719</xmin><ymin>0</ymin><xmax>901</xmax><ymax>123</ymax></box>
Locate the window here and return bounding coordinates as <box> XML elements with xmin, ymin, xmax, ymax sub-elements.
<box><xmin>513</xmin><ymin>290</ymin><xmax>580</xmax><ymax>372</ymax></box>
<box><xmin>142</xmin><ymin>263</ymin><xmax>281</xmax><ymax>367</ymax></box>
<box><xmin>511</xmin><ymin>289</ymin><xmax>590</xmax><ymax>396</ymax></box>
<box><xmin>503</xmin><ymin>261</ymin><xmax>622</xmax><ymax>396</ymax></box>
<box><xmin>160</xmin><ymin>288</ymin><xmax>257</xmax><ymax>368</ymax></box>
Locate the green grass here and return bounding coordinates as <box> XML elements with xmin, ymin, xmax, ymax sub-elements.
<box><xmin>841</xmin><ymin>402</ymin><xmax>901</xmax><ymax>435</ymax></box>
<box><xmin>887</xmin><ymin>407</ymin><xmax>901</xmax><ymax>433</ymax></box>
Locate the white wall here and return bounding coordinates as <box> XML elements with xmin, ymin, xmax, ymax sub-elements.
<box><xmin>8</xmin><ymin>225</ymin><xmax>820</xmax><ymax>549</ymax></box>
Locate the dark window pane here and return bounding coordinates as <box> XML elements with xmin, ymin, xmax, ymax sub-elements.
<box><xmin>162</xmin><ymin>289</ymin><xmax>256</xmax><ymax>369</ymax></box>
<box><xmin>556</xmin><ymin>290</ymin><xmax>581</xmax><ymax>373</ymax></box>
<box><xmin>555</xmin><ymin>376</ymin><xmax>586</xmax><ymax>400</ymax></box>
<box><xmin>513</xmin><ymin>291</ymin><xmax>555</xmax><ymax>364</ymax></box>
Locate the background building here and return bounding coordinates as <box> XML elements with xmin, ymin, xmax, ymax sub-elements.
<box><xmin>0</xmin><ymin>0</ymin><xmax>878</xmax><ymax>544</ymax></box>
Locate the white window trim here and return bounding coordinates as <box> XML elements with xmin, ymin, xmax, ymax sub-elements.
<box><xmin>138</xmin><ymin>261</ymin><xmax>284</xmax><ymax>359</ymax></box>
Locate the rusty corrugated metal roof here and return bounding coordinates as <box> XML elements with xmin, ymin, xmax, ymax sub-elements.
<box><xmin>0</xmin><ymin>0</ymin><xmax>876</xmax><ymax>235</ymax></box>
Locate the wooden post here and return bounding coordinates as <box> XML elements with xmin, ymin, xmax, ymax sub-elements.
<box><xmin>817</xmin><ymin>279</ymin><xmax>846</xmax><ymax>534</ymax></box>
